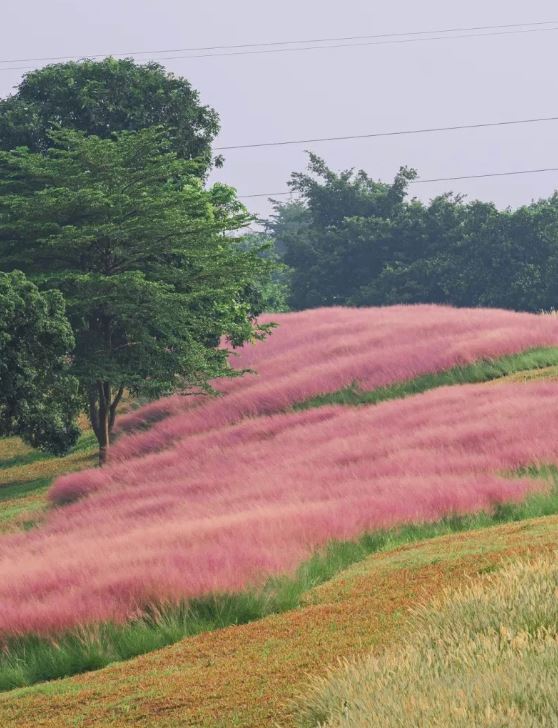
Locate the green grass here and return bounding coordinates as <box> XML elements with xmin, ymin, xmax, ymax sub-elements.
<box><xmin>0</xmin><ymin>498</ymin><xmax>46</xmax><ymax>524</ymax></box>
<box><xmin>1</xmin><ymin>465</ymin><xmax>558</xmax><ymax>692</ymax></box>
<box><xmin>294</xmin><ymin>346</ymin><xmax>558</xmax><ymax>410</ymax></box>
<box><xmin>0</xmin><ymin>433</ymin><xmax>96</xmax><ymax>474</ymax></box>
<box><xmin>0</xmin><ymin>450</ymin><xmax>49</xmax><ymax>472</ymax></box>
<box><xmin>0</xmin><ymin>477</ymin><xmax>51</xmax><ymax>503</ymax></box>
<box><xmin>0</xmin><ymin>432</ymin><xmax>97</xmax><ymax>534</ymax></box>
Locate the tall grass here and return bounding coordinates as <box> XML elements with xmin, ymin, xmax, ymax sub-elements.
<box><xmin>297</xmin><ymin>549</ymin><xmax>558</xmax><ymax>727</ymax></box>
<box><xmin>1</xmin><ymin>465</ymin><xmax>558</xmax><ymax>692</ymax></box>
<box><xmin>295</xmin><ymin>346</ymin><xmax>558</xmax><ymax>410</ymax></box>
<box><xmin>113</xmin><ymin>305</ymin><xmax>558</xmax><ymax>459</ymax></box>
<box><xmin>2</xmin><ymin>378</ymin><xmax>558</xmax><ymax>638</ymax></box>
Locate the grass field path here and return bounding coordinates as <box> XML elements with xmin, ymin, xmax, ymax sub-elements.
<box><xmin>2</xmin><ymin>515</ymin><xmax>558</xmax><ymax>727</ymax></box>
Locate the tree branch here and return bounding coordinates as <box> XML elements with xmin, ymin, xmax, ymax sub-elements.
<box><xmin>109</xmin><ymin>385</ymin><xmax>125</xmax><ymax>431</ymax></box>
<box><xmin>88</xmin><ymin>389</ymin><xmax>100</xmax><ymax>440</ymax></box>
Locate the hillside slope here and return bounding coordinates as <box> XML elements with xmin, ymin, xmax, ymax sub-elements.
<box><xmin>113</xmin><ymin>304</ymin><xmax>558</xmax><ymax>457</ymax></box>
<box><xmin>299</xmin><ymin>547</ymin><xmax>558</xmax><ymax>727</ymax></box>
<box><xmin>4</xmin><ymin>379</ymin><xmax>558</xmax><ymax>637</ymax></box>
<box><xmin>1</xmin><ymin>516</ymin><xmax>557</xmax><ymax>727</ymax></box>
<box><xmin>0</xmin><ymin>434</ymin><xmax>96</xmax><ymax>535</ymax></box>
<box><xmin>3</xmin><ymin>305</ymin><xmax>558</xmax><ymax>706</ymax></box>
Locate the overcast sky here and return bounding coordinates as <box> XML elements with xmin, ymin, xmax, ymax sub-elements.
<box><xmin>2</xmin><ymin>0</ymin><xmax>558</xmax><ymax>220</ymax></box>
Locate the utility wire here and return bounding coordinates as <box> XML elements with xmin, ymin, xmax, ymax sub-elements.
<box><xmin>216</xmin><ymin>115</ymin><xmax>558</xmax><ymax>151</ymax></box>
<box><xmin>158</xmin><ymin>25</ymin><xmax>558</xmax><ymax>62</ymax></box>
<box><xmin>238</xmin><ymin>167</ymin><xmax>558</xmax><ymax>198</ymax></box>
<box><xmin>2</xmin><ymin>22</ymin><xmax>558</xmax><ymax>72</ymax></box>
<box><xmin>414</xmin><ymin>167</ymin><xmax>558</xmax><ymax>184</ymax></box>
<box><xmin>0</xmin><ymin>19</ymin><xmax>556</xmax><ymax>66</ymax></box>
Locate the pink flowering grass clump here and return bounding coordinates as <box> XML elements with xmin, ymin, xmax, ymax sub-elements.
<box><xmin>112</xmin><ymin>305</ymin><xmax>558</xmax><ymax>460</ymax></box>
<box><xmin>2</xmin><ymin>379</ymin><xmax>558</xmax><ymax>637</ymax></box>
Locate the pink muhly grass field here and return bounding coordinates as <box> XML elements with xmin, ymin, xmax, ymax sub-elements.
<box><xmin>3</xmin><ymin>379</ymin><xmax>558</xmax><ymax>637</ymax></box>
<box><xmin>112</xmin><ymin>305</ymin><xmax>558</xmax><ymax>460</ymax></box>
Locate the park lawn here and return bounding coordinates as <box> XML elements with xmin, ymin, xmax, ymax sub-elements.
<box><xmin>1</xmin><ymin>515</ymin><xmax>558</xmax><ymax>727</ymax></box>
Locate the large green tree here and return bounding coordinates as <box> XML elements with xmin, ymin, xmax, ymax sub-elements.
<box><xmin>0</xmin><ymin>129</ymin><xmax>271</xmax><ymax>463</ymax></box>
<box><xmin>0</xmin><ymin>271</ymin><xmax>80</xmax><ymax>455</ymax></box>
<box><xmin>0</xmin><ymin>58</ymin><xmax>220</xmax><ymax>172</ymax></box>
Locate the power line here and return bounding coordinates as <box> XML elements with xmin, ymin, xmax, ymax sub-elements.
<box><xmin>216</xmin><ymin>115</ymin><xmax>558</xmax><ymax>151</ymax></box>
<box><xmin>414</xmin><ymin>167</ymin><xmax>558</xmax><ymax>184</ymax></box>
<box><xmin>0</xmin><ymin>19</ymin><xmax>556</xmax><ymax>66</ymax></box>
<box><xmin>160</xmin><ymin>25</ymin><xmax>558</xmax><ymax>62</ymax></box>
<box><xmin>2</xmin><ymin>22</ymin><xmax>558</xmax><ymax>72</ymax></box>
<box><xmin>238</xmin><ymin>166</ymin><xmax>558</xmax><ymax>198</ymax></box>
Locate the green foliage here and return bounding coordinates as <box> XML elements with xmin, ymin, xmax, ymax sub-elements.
<box><xmin>295</xmin><ymin>346</ymin><xmax>558</xmax><ymax>410</ymax></box>
<box><xmin>0</xmin><ymin>128</ymin><xmax>273</xmax><ymax>458</ymax></box>
<box><xmin>238</xmin><ymin>231</ymin><xmax>291</xmax><ymax>312</ymax></box>
<box><xmin>273</xmin><ymin>155</ymin><xmax>558</xmax><ymax>312</ymax></box>
<box><xmin>0</xmin><ymin>58</ymin><xmax>219</xmax><ymax>173</ymax></box>
<box><xmin>1</xmin><ymin>464</ymin><xmax>558</xmax><ymax>691</ymax></box>
<box><xmin>0</xmin><ymin>271</ymin><xmax>79</xmax><ymax>455</ymax></box>
<box><xmin>272</xmin><ymin>154</ymin><xmax>416</xmax><ymax>309</ymax></box>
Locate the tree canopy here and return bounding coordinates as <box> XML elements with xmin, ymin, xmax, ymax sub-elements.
<box><xmin>236</xmin><ymin>231</ymin><xmax>291</xmax><ymax>313</ymax></box>
<box><xmin>0</xmin><ymin>58</ymin><xmax>220</xmax><ymax>173</ymax></box>
<box><xmin>0</xmin><ymin>128</ymin><xmax>272</xmax><ymax>462</ymax></box>
<box><xmin>270</xmin><ymin>154</ymin><xmax>416</xmax><ymax>309</ymax></box>
<box><xmin>271</xmin><ymin>155</ymin><xmax>558</xmax><ymax>312</ymax></box>
<box><xmin>0</xmin><ymin>270</ymin><xmax>80</xmax><ymax>455</ymax></box>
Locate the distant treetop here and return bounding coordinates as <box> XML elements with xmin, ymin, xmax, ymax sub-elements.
<box><xmin>0</xmin><ymin>57</ymin><xmax>220</xmax><ymax>174</ymax></box>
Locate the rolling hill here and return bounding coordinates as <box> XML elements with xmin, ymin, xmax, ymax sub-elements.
<box><xmin>2</xmin><ymin>304</ymin><xmax>558</xmax><ymax>725</ymax></box>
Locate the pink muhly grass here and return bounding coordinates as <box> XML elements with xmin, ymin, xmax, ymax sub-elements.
<box><xmin>2</xmin><ymin>379</ymin><xmax>558</xmax><ymax>637</ymax></box>
<box><xmin>112</xmin><ymin>305</ymin><xmax>558</xmax><ymax>460</ymax></box>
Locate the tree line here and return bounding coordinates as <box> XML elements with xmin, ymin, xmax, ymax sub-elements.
<box><xmin>269</xmin><ymin>154</ymin><xmax>558</xmax><ymax>313</ymax></box>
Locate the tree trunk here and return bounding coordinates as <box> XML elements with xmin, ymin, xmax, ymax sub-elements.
<box><xmin>109</xmin><ymin>386</ymin><xmax>125</xmax><ymax>434</ymax></box>
<box><xmin>97</xmin><ymin>381</ymin><xmax>111</xmax><ymax>466</ymax></box>
<box><xmin>88</xmin><ymin>381</ymin><xmax>124</xmax><ymax>466</ymax></box>
<box><xmin>97</xmin><ymin>409</ymin><xmax>110</xmax><ymax>465</ymax></box>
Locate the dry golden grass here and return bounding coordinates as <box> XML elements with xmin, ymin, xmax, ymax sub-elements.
<box><xmin>298</xmin><ymin>547</ymin><xmax>558</xmax><ymax>728</ymax></box>
<box><xmin>490</xmin><ymin>364</ymin><xmax>558</xmax><ymax>384</ymax></box>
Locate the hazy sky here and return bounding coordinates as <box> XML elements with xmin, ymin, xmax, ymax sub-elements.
<box><xmin>2</xmin><ymin>1</ymin><xmax>558</xmax><ymax>219</ymax></box>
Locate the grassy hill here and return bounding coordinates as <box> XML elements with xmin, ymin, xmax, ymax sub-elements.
<box><xmin>2</xmin><ymin>305</ymin><xmax>558</xmax><ymax>725</ymax></box>
<box><xmin>299</xmin><ymin>544</ymin><xmax>558</xmax><ymax>727</ymax></box>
